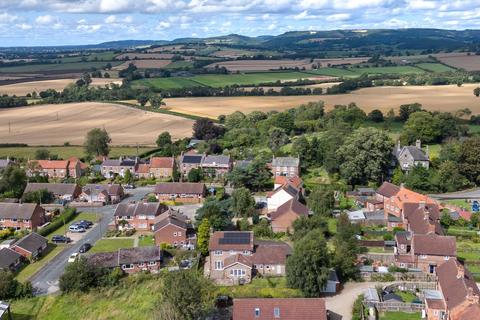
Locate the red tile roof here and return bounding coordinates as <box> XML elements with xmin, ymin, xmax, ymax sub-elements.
<box><xmin>224</xmin><ymin>254</ymin><xmax>253</xmax><ymax>269</ymax></box>
<box><xmin>136</xmin><ymin>164</ymin><xmax>150</xmax><ymax>174</ymax></box>
<box><xmin>34</xmin><ymin>160</ymin><xmax>69</xmax><ymax>169</ymax></box>
<box><xmin>252</xmin><ymin>240</ymin><xmax>291</xmax><ymax>265</ymax></box>
<box><xmin>376</xmin><ymin>182</ymin><xmax>400</xmax><ymax>198</ymax></box>
<box><xmin>233</xmin><ymin>298</ymin><xmax>327</xmax><ymax>320</ymax></box>
<box><xmin>412</xmin><ymin>234</ymin><xmax>456</xmax><ymax>257</ymax></box>
<box><xmin>274</xmin><ymin>175</ymin><xmax>303</xmax><ymax>188</ymax></box>
<box><xmin>150</xmin><ymin>157</ymin><xmax>174</xmax><ymax>168</ymax></box>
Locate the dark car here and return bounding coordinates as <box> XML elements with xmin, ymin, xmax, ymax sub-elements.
<box><xmin>51</xmin><ymin>235</ymin><xmax>71</xmax><ymax>243</ymax></box>
<box><xmin>77</xmin><ymin>220</ymin><xmax>93</xmax><ymax>229</ymax></box>
<box><xmin>78</xmin><ymin>243</ymin><xmax>92</xmax><ymax>253</ymax></box>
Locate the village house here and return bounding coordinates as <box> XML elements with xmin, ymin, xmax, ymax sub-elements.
<box><xmin>433</xmin><ymin>259</ymin><xmax>480</xmax><ymax>320</ymax></box>
<box><xmin>135</xmin><ymin>163</ymin><xmax>150</xmax><ymax>179</ymax></box>
<box><xmin>27</xmin><ymin>160</ymin><xmax>70</xmax><ymax>179</ymax></box>
<box><xmin>179</xmin><ymin>153</ymin><xmax>205</xmax><ymax>177</ymax></box>
<box><xmin>154</xmin><ymin>182</ymin><xmax>206</xmax><ymax>203</ymax></box>
<box><xmin>273</xmin><ymin>175</ymin><xmax>303</xmax><ymax>190</ymax></box>
<box><xmin>393</xmin><ymin>140</ymin><xmax>430</xmax><ymax>172</ymax></box>
<box><xmin>11</xmin><ymin>232</ymin><xmax>48</xmax><ymax>260</ymax></box>
<box><xmin>0</xmin><ymin>203</ymin><xmax>45</xmax><ymax>231</ymax></box>
<box><xmin>375</xmin><ymin>181</ymin><xmax>400</xmax><ymax>205</ymax></box>
<box><xmin>403</xmin><ymin>202</ymin><xmax>443</xmax><ymax>235</ymax></box>
<box><xmin>113</xmin><ymin>202</ymin><xmax>168</xmax><ymax>231</ymax></box>
<box><xmin>251</xmin><ymin>240</ymin><xmax>291</xmax><ymax>277</ymax></box>
<box><xmin>149</xmin><ymin>157</ymin><xmax>174</xmax><ymax>179</ymax></box>
<box><xmin>269</xmin><ymin>199</ymin><xmax>309</xmax><ymax>233</ymax></box>
<box><xmin>200</xmin><ymin>155</ymin><xmax>232</xmax><ymax>178</ymax></box>
<box><xmin>0</xmin><ymin>248</ymin><xmax>23</xmax><ymax>271</ymax></box>
<box><xmin>79</xmin><ymin>184</ymin><xmax>125</xmax><ymax>204</ymax></box>
<box><xmin>394</xmin><ymin>233</ymin><xmax>456</xmax><ymax>273</ymax></box>
<box><xmin>87</xmin><ymin>246</ymin><xmax>162</xmax><ymax>274</ymax></box>
<box><xmin>101</xmin><ymin>156</ymin><xmax>142</xmax><ymax>178</ymax></box>
<box><xmin>232</xmin><ymin>298</ymin><xmax>328</xmax><ymax>320</ymax></box>
<box><xmin>24</xmin><ymin>183</ymin><xmax>82</xmax><ymax>202</ymax></box>
<box><xmin>271</xmin><ymin>156</ymin><xmax>300</xmax><ymax>177</ymax></box>
<box><xmin>67</xmin><ymin>157</ymin><xmax>87</xmax><ymax>177</ymax></box>
<box><xmin>153</xmin><ymin>209</ymin><xmax>195</xmax><ymax>249</ymax></box>
<box><xmin>267</xmin><ymin>183</ymin><xmax>302</xmax><ymax>212</ymax></box>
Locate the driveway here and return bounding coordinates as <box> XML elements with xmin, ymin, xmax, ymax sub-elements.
<box><xmin>31</xmin><ymin>186</ymin><xmax>152</xmax><ymax>295</ymax></box>
<box><xmin>171</xmin><ymin>203</ymin><xmax>202</xmax><ymax>222</ymax></box>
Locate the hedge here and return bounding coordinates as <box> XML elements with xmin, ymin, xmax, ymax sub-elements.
<box><xmin>38</xmin><ymin>207</ymin><xmax>77</xmax><ymax>237</ymax></box>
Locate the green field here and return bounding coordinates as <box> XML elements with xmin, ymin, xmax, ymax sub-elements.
<box><xmin>307</xmin><ymin>67</ymin><xmax>359</xmax><ymax>77</ymax></box>
<box><xmin>90</xmin><ymin>238</ymin><xmax>135</xmax><ymax>253</ymax></box>
<box><xmin>415</xmin><ymin>63</ymin><xmax>456</xmax><ymax>72</ymax></box>
<box><xmin>56</xmin><ymin>51</ymin><xmax>118</xmax><ymax>63</ymax></box>
<box><xmin>133</xmin><ymin>77</ymin><xmax>204</xmax><ymax>89</ymax></box>
<box><xmin>46</xmin><ymin>212</ymin><xmax>99</xmax><ymax>240</ymax></box>
<box><xmin>163</xmin><ymin>60</ymin><xmax>195</xmax><ymax>70</ymax></box>
<box><xmin>0</xmin><ymin>146</ymin><xmax>154</xmax><ymax>160</ymax></box>
<box><xmin>0</xmin><ymin>61</ymin><xmax>122</xmax><ymax>73</ymax></box>
<box><xmin>349</xmin><ymin>65</ymin><xmax>425</xmax><ymax>75</ymax></box>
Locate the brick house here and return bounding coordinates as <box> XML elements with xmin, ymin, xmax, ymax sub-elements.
<box><xmin>27</xmin><ymin>160</ymin><xmax>70</xmax><ymax>179</ymax></box>
<box><xmin>251</xmin><ymin>240</ymin><xmax>291</xmax><ymax>277</ymax></box>
<box><xmin>273</xmin><ymin>175</ymin><xmax>303</xmax><ymax>190</ymax></box>
<box><xmin>114</xmin><ymin>202</ymin><xmax>168</xmax><ymax>231</ymax></box>
<box><xmin>200</xmin><ymin>155</ymin><xmax>232</xmax><ymax>178</ymax></box>
<box><xmin>79</xmin><ymin>184</ymin><xmax>125</xmax><ymax>204</ymax></box>
<box><xmin>101</xmin><ymin>156</ymin><xmax>142</xmax><ymax>178</ymax></box>
<box><xmin>393</xmin><ymin>140</ymin><xmax>430</xmax><ymax>172</ymax></box>
<box><xmin>87</xmin><ymin>246</ymin><xmax>162</xmax><ymax>274</ymax></box>
<box><xmin>11</xmin><ymin>232</ymin><xmax>48</xmax><ymax>260</ymax></box>
<box><xmin>135</xmin><ymin>164</ymin><xmax>151</xmax><ymax>179</ymax></box>
<box><xmin>394</xmin><ymin>233</ymin><xmax>456</xmax><ymax>273</ymax></box>
<box><xmin>0</xmin><ymin>203</ymin><xmax>45</xmax><ymax>231</ymax></box>
<box><xmin>67</xmin><ymin>157</ymin><xmax>87</xmax><ymax>177</ymax></box>
<box><xmin>149</xmin><ymin>157</ymin><xmax>174</xmax><ymax>179</ymax></box>
<box><xmin>432</xmin><ymin>259</ymin><xmax>480</xmax><ymax>320</ymax></box>
<box><xmin>24</xmin><ymin>183</ymin><xmax>82</xmax><ymax>201</ymax></box>
<box><xmin>154</xmin><ymin>182</ymin><xmax>206</xmax><ymax>203</ymax></box>
<box><xmin>153</xmin><ymin>209</ymin><xmax>195</xmax><ymax>249</ymax></box>
<box><xmin>375</xmin><ymin>181</ymin><xmax>400</xmax><ymax>205</ymax></box>
<box><xmin>267</xmin><ymin>183</ymin><xmax>302</xmax><ymax>212</ymax></box>
<box><xmin>179</xmin><ymin>153</ymin><xmax>205</xmax><ymax>177</ymax></box>
<box><xmin>271</xmin><ymin>157</ymin><xmax>300</xmax><ymax>177</ymax></box>
<box><xmin>269</xmin><ymin>199</ymin><xmax>309</xmax><ymax>233</ymax></box>
<box><xmin>0</xmin><ymin>248</ymin><xmax>23</xmax><ymax>271</ymax></box>
<box><xmin>403</xmin><ymin>203</ymin><xmax>443</xmax><ymax>235</ymax></box>
<box><xmin>232</xmin><ymin>298</ymin><xmax>327</xmax><ymax>320</ymax></box>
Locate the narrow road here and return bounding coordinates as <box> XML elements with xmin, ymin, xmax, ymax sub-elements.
<box><xmin>31</xmin><ymin>187</ymin><xmax>152</xmax><ymax>295</ymax></box>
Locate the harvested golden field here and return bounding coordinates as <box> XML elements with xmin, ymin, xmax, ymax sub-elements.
<box><xmin>0</xmin><ymin>78</ymin><xmax>122</xmax><ymax>96</ymax></box>
<box><xmin>112</xmin><ymin>59</ymin><xmax>171</xmax><ymax>70</ymax></box>
<box><xmin>0</xmin><ymin>102</ymin><xmax>193</xmax><ymax>145</ymax></box>
<box><xmin>434</xmin><ymin>53</ymin><xmax>480</xmax><ymax>71</ymax></box>
<box><xmin>164</xmin><ymin>84</ymin><xmax>480</xmax><ymax>118</ymax></box>
<box><xmin>115</xmin><ymin>53</ymin><xmax>175</xmax><ymax>60</ymax></box>
<box><xmin>312</xmin><ymin>57</ymin><xmax>369</xmax><ymax>67</ymax></box>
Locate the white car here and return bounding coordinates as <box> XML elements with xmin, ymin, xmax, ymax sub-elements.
<box><xmin>69</xmin><ymin>224</ymin><xmax>86</xmax><ymax>233</ymax></box>
<box><xmin>68</xmin><ymin>252</ymin><xmax>79</xmax><ymax>263</ymax></box>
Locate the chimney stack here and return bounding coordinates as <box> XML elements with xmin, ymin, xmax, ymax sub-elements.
<box><xmin>397</xmin><ymin>140</ymin><xmax>401</xmax><ymax>152</ymax></box>
<box><xmin>457</xmin><ymin>264</ymin><xmax>465</xmax><ymax>279</ymax></box>
<box><xmin>425</xmin><ymin>145</ymin><xmax>429</xmax><ymax>157</ymax></box>
<box><xmin>416</xmin><ymin>139</ymin><xmax>421</xmax><ymax>149</ymax></box>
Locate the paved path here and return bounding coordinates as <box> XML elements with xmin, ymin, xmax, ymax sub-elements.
<box><xmin>171</xmin><ymin>203</ymin><xmax>202</xmax><ymax>222</ymax></box>
<box><xmin>30</xmin><ymin>186</ymin><xmax>153</xmax><ymax>295</ymax></box>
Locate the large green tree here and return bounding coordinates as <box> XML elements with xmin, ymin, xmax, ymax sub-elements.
<box><xmin>195</xmin><ymin>198</ymin><xmax>233</xmax><ymax>230</ymax></box>
<box><xmin>337</xmin><ymin>127</ymin><xmax>393</xmax><ymax>186</ymax></box>
<box><xmin>84</xmin><ymin>128</ymin><xmax>111</xmax><ymax>157</ymax></box>
<box><xmin>268</xmin><ymin>127</ymin><xmax>289</xmax><ymax>152</ymax></box>
<box><xmin>227</xmin><ymin>160</ymin><xmax>272</xmax><ymax>191</ymax></box>
<box><xmin>231</xmin><ymin>187</ymin><xmax>255</xmax><ymax>217</ymax></box>
<box><xmin>0</xmin><ymin>165</ymin><xmax>27</xmax><ymax>198</ymax></box>
<box><xmin>307</xmin><ymin>186</ymin><xmax>334</xmax><ymax>216</ymax></box>
<box><xmin>458</xmin><ymin>137</ymin><xmax>480</xmax><ymax>185</ymax></box>
<box><xmin>197</xmin><ymin>219</ymin><xmax>211</xmax><ymax>256</ymax></box>
<box><xmin>401</xmin><ymin>111</ymin><xmax>441</xmax><ymax>144</ymax></box>
<box><xmin>331</xmin><ymin>213</ymin><xmax>360</xmax><ymax>281</ymax></box>
<box><xmin>286</xmin><ymin>229</ymin><xmax>331</xmax><ymax>297</ymax></box>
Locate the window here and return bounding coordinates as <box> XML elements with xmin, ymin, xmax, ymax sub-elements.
<box><xmin>215</xmin><ymin>261</ymin><xmax>223</xmax><ymax>270</ymax></box>
<box><xmin>148</xmin><ymin>261</ymin><xmax>156</xmax><ymax>266</ymax></box>
<box><xmin>242</xmin><ymin>250</ymin><xmax>250</xmax><ymax>255</ymax></box>
<box><xmin>400</xmin><ymin>263</ymin><xmax>405</xmax><ymax>268</ymax></box>
<box><xmin>122</xmin><ymin>264</ymin><xmax>133</xmax><ymax>270</ymax></box>
<box><xmin>139</xmin><ymin>262</ymin><xmax>146</xmax><ymax>267</ymax></box>
<box><xmin>420</xmin><ymin>255</ymin><xmax>427</xmax><ymax>259</ymax></box>
<box><xmin>214</xmin><ymin>250</ymin><xmax>222</xmax><ymax>256</ymax></box>
<box><xmin>400</xmin><ymin>244</ymin><xmax>405</xmax><ymax>250</ymax></box>
<box><xmin>254</xmin><ymin>308</ymin><xmax>260</xmax><ymax>317</ymax></box>
<box><xmin>178</xmin><ymin>231</ymin><xmax>182</xmax><ymax>237</ymax></box>
<box><xmin>444</xmin><ymin>256</ymin><xmax>450</xmax><ymax>260</ymax></box>
<box><xmin>274</xmin><ymin>307</ymin><xmax>280</xmax><ymax>318</ymax></box>
<box><xmin>173</xmin><ymin>232</ymin><xmax>177</xmax><ymax>236</ymax></box>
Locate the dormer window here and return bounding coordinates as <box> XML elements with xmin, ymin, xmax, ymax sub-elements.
<box><xmin>254</xmin><ymin>308</ymin><xmax>260</xmax><ymax>317</ymax></box>
<box><xmin>274</xmin><ymin>307</ymin><xmax>280</xmax><ymax>318</ymax></box>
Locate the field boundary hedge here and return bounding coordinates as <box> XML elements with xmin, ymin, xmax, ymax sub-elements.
<box><xmin>38</xmin><ymin>207</ymin><xmax>77</xmax><ymax>237</ymax></box>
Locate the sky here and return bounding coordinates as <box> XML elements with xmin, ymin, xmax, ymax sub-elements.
<box><xmin>1</xmin><ymin>0</ymin><xmax>480</xmax><ymax>46</ymax></box>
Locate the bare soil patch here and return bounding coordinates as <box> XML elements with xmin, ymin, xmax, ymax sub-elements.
<box><xmin>434</xmin><ymin>53</ymin><xmax>480</xmax><ymax>71</ymax></box>
<box><xmin>164</xmin><ymin>84</ymin><xmax>480</xmax><ymax>118</ymax></box>
<box><xmin>0</xmin><ymin>102</ymin><xmax>193</xmax><ymax>145</ymax></box>
<box><xmin>312</xmin><ymin>57</ymin><xmax>369</xmax><ymax>67</ymax></box>
<box><xmin>0</xmin><ymin>78</ymin><xmax>122</xmax><ymax>96</ymax></box>
<box><xmin>112</xmin><ymin>60</ymin><xmax>171</xmax><ymax>70</ymax></box>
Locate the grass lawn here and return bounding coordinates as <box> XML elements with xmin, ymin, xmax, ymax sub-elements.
<box><xmin>45</xmin><ymin>212</ymin><xmax>99</xmax><ymax>240</ymax></box>
<box><xmin>395</xmin><ymin>290</ymin><xmax>418</xmax><ymax>303</ymax></box>
<box><xmin>456</xmin><ymin>240</ymin><xmax>480</xmax><ymax>262</ymax></box>
<box><xmin>444</xmin><ymin>199</ymin><xmax>472</xmax><ymax>210</ymax></box>
<box><xmin>415</xmin><ymin>63</ymin><xmax>456</xmax><ymax>72</ymax></box>
<box><xmin>0</xmin><ymin>146</ymin><xmax>154</xmax><ymax>160</ymax></box>
<box><xmin>133</xmin><ymin>77</ymin><xmax>205</xmax><ymax>89</ymax></box>
<box><xmin>303</xmin><ymin>167</ymin><xmax>331</xmax><ymax>188</ymax></box>
<box><xmin>138</xmin><ymin>235</ymin><xmax>155</xmax><ymax>247</ymax></box>
<box><xmin>11</xmin><ymin>275</ymin><xmax>164</xmax><ymax>320</ymax></box>
<box><xmin>446</xmin><ymin>226</ymin><xmax>478</xmax><ymax>238</ymax></box>
<box><xmin>216</xmin><ymin>277</ymin><xmax>302</xmax><ymax>298</ymax></box>
<box><xmin>90</xmin><ymin>238</ymin><xmax>134</xmax><ymax>253</ymax></box>
<box><xmin>15</xmin><ymin>244</ymin><xmax>64</xmax><ymax>283</ymax></box>
<box><xmin>379</xmin><ymin>312</ymin><xmax>421</xmax><ymax>320</ymax></box>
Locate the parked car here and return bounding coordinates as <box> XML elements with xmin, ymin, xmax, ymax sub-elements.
<box><xmin>69</xmin><ymin>224</ymin><xmax>86</xmax><ymax>233</ymax></box>
<box><xmin>51</xmin><ymin>235</ymin><xmax>71</xmax><ymax>243</ymax></box>
<box><xmin>77</xmin><ymin>220</ymin><xmax>93</xmax><ymax>229</ymax></box>
<box><xmin>79</xmin><ymin>220</ymin><xmax>93</xmax><ymax>227</ymax></box>
<box><xmin>78</xmin><ymin>243</ymin><xmax>92</xmax><ymax>253</ymax></box>
<box><xmin>68</xmin><ymin>253</ymin><xmax>79</xmax><ymax>263</ymax></box>
<box><xmin>124</xmin><ymin>184</ymin><xmax>135</xmax><ymax>189</ymax></box>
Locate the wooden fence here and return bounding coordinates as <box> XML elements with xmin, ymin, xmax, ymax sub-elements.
<box><xmin>361</xmin><ymin>272</ymin><xmax>437</xmax><ymax>282</ymax></box>
<box><xmin>370</xmin><ymin>301</ymin><xmax>424</xmax><ymax>313</ymax></box>
<box><xmin>359</xmin><ymin>253</ymin><xmax>395</xmax><ymax>264</ymax></box>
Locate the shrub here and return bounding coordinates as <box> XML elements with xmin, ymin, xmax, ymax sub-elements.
<box><xmin>0</xmin><ymin>271</ymin><xmax>33</xmax><ymax>299</ymax></box>
<box><xmin>371</xmin><ymin>273</ymin><xmax>395</xmax><ymax>282</ymax></box>
<box><xmin>38</xmin><ymin>208</ymin><xmax>77</xmax><ymax>236</ymax></box>
<box><xmin>352</xmin><ymin>294</ymin><xmax>365</xmax><ymax>320</ymax></box>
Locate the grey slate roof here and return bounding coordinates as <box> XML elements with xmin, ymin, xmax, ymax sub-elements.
<box><xmin>0</xmin><ymin>203</ymin><xmax>39</xmax><ymax>220</ymax></box>
<box><xmin>118</xmin><ymin>246</ymin><xmax>162</xmax><ymax>264</ymax></box>
<box><xmin>403</xmin><ymin>146</ymin><xmax>429</xmax><ymax>161</ymax></box>
<box><xmin>201</xmin><ymin>155</ymin><xmax>231</xmax><ymax>166</ymax></box>
<box><xmin>24</xmin><ymin>183</ymin><xmax>78</xmax><ymax>196</ymax></box>
<box><xmin>102</xmin><ymin>157</ymin><xmax>142</xmax><ymax>167</ymax></box>
<box><xmin>84</xmin><ymin>184</ymin><xmax>123</xmax><ymax>196</ymax></box>
<box><xmin>154</xmin><ymin>182</ymin><xmax>206</xmax><ymax>195</ymax></box>
<box><xmin>13</xmin><ymin>232</ymin><xmax>47</xmax><ymax>253</ymax></box>
<box><xmin>114</xmin><ymin>202</ymin><xmax>167</xmax><ymax>217</ymax></box>
<box><xmin>153</xmin><ymin>213</ymin><xmax>190</xmax><ymax>232</ymax></box>
<box><xmin>0</xmin><ymin>248</ymin><xmax>21</xmax><ymax>270</ymax></box>
<box><xmin>272</xmin><ymin>157</ymin><xmax>300</xmax><ymax>167</ymax></box>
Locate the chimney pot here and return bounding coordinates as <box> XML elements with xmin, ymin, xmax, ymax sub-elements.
<box><xmin>416</xmin><ymin>139</ymin><xmax>421</xmax><ymax>149</ymax></box>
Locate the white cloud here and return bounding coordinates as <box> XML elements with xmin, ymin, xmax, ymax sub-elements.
<box><xmin>16</xmin><ymin>23</ymin><xmax>32</xmax><ymax>30</ymax></box>
<box><xmin>326</xmin><ymin>13</ymin><xmax>351</xmax><ymax>22</ymax></box>
<box><xmin>77</xmin><ymin>23</ymin><xmax>102</xmax><ymax>32</ymax></box>
<box><xmin>104</xmin><ymin>15</ymin><xmax>116</xmax><ymax>23</ymax></box>
<box><xmin>267</xmin><ymin>23</ymin><xmax>276</xmax><ymax>30</ymax></box>
<box><xmin>407</xmin><ymin>0</ymin><xmax>437</xmax><ymax>10</ymax></box>
<box><xmin>156</xmin><ymin>21</ymin><xmax>171</xmax><ymax>30</ymax></box>
<box><xmin>0</xmin><ymin>12</ymin><xmax>18</xmax><ymax>24</ymax></box>
<box><xmin>35</xmin><ymin>14</ymin><xmax>55</xmax><ymax>24</ymax></box>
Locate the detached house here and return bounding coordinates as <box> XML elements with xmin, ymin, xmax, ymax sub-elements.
<box><xmin>113</xmin><ymin>202</ymin><xmax>168</xmax><ymax>231</ymax></box>
<box><xmin>0</xmin><ymin>248</ymin><xmax>22</xmax><ymax>271</ymax></box>
<box><xmin>24</xmin><ymin>183</ymin><xmax>81</xmax><ymax>201</ymax></box>
<box><xmin>153</xmin><ymin>209</ymin><xmax>196</xmax><ymax>249</ymax></box>
<box><xmin>267</xmin><ymin>183</ymin><xmax>302</xmax><ymax>212</ymax></box>
<box><xmin>27</xmin><ymin>160</ymin><xmax>70</xmax><ymax>179</ymax></box>
<box><xmin>11</xmin><ymin>232</ymin><xmax>48</xmax><ymax>260</ymax></box>
<box><xmin>154</xmin><ymin>182</ymin><xmax>206</xmax><ymax>203</ymax></box>
<box><xmin>179</xmin><ymin>153</ymin><xmax>205</xmax><ymax>177</ymax></box>
<box><xmin>79</xmin><ymin>184</ymin><xmax>125</xmax><ymax>204</ymax></box>
<box><xmin>87</xmin><ymin>246</ymin><xmax>162</xmax><ymax>274</ymax></box>
<box><xmin>271</xmin><ymin>157</ymin><xmax>300</xmax><ymax>177</ymax></box>
<box><xmin>269</xmin><ymin>199</ymin><xmax>309</xmax><ymax>233</ymax></box>
<box><xmin>394</xmin><ymin>233</ymin><xmax>456</xmax><ymax>273</ymax></box>
<box><xmin>0</xmin><ymin>203</ymin><xmax>45</xmax><ymax>231</ymax></box>
<box><xmin>201</xmin><ymin>155</ymin><xmax>232</xmax><ymax>177</ymax></box>
<box><xmin>393</xmin><ymin>140</ymin><xmax>430</xmax><ymax>172</ymax></box>
<box><xmin>233</xmin><ymin>298</ymin><xmax>328</xmax><ymax>320</ymax></box>
<box><xmin>251</xmin><ymin>240</ymin><xmax>292</xmax><ymax>277</ymax></box>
